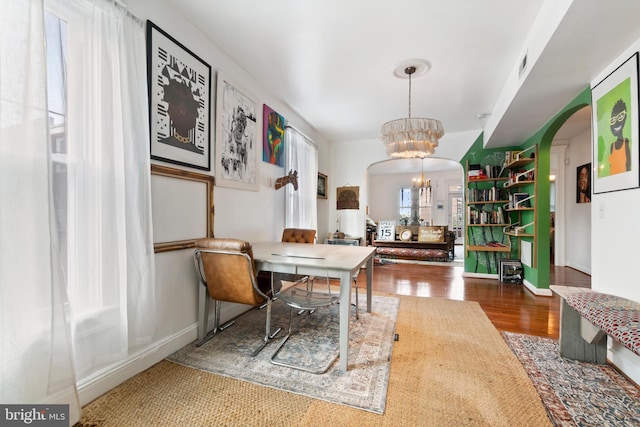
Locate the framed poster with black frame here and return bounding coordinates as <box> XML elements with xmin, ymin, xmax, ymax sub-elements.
<box><xmin>592</xmin><ymin>52</ymin><xmax>639</xmax><ymax>194</ymax></box>
<box><xmin>146</xmin><ymin>21</ymin><xmax>212</xmax><ymax>171</ymax></box>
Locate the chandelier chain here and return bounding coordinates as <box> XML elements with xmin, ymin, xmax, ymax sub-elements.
<box><xmin>406</xmin><ymin>66</ymin><xmax>415</xmax><ymax>119</ymax></box>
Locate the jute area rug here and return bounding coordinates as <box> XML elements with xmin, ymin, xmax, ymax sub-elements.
<box><xmin>75</xmin><ymin>296</ymin><xmax>551</xmax><ymax>427</ymax></box>
<box><xmin>168</xmin><ymin>293</ymin><xmax>399</xmax><ymax>414</ymax></box>
<box><xmin>503</xmin><ymin>331</ymin><xmax>640</xmax><ymax>426</ymax></box>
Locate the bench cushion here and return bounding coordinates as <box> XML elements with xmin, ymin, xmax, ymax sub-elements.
<box><xmin>375</xmin><ymin>247</ymin><xmax>449</xmax><ymax>261</ymax></box>
<box><xmin>565</xmin><ymin>291</ymin><xmax>640</xmax><ymax>356</ymax></box>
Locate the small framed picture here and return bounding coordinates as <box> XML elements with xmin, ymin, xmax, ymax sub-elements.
<box><xmin>576</xmin><ymin>163</ymin><xmax>591</xmax><ymax>203</ymax></box>
<box><xmin>317</xmin><ymin>172</ymin><xmax>327</xmax><ymax>199</ymax></box>
<box><xmin>513</xmin><ymin>193</ymin><xmax>531</xmax><ymax>208</ymax></box>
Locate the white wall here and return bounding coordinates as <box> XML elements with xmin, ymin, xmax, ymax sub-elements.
<box><xmin>368</xmin><ymin>169</ymin><xmax>463</xmax><ymax>226</ymax></box>
<box><xmin>564</xmin><ymin>127</ymin><xmax>591</xmax><ymax>273</ymax></box>
<box><xmin>590</xmin><ymin>39</ymin><xmax>640</xmax><ymax>384</ymax></box>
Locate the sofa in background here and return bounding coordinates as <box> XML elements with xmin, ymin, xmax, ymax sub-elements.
<box><xmin>373</xmin><ymin>225</ymin><xmax>455</xmax><ymax>262</ymax></box>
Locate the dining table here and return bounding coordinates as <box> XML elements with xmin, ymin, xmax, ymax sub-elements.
<box><xmin>251</xmin><ymin>241</ymin><xmax>377</xmax><ymax>372</ymax></box>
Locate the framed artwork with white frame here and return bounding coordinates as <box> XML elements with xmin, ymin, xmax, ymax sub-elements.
<box><xmin>591</xmin><ymin>52</ymin><xmax>639</xmax><ymax>194</ymax></box>
<box><xmin>215</xmin><ymin>73</ymin><xmax>260</xmax><ymax>191</ymax></box>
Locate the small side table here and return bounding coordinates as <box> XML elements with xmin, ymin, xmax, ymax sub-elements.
<box><xmin>325</xmin><ymin>237</ymin><xmax>361</xmax><ymax>246</ymax></box>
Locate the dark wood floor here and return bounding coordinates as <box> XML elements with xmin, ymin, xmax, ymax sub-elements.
<box><xmin>358</xmin><ymin>262</ymin><xmax>591</xmax><ymax>339</ymax></box>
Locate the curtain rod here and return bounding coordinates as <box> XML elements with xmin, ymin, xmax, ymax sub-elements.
<box><xmin>285</xmin><ymin>124</ymin><xmax>317</xmax><ymax>146</ymax></box>
<box><xmin>107</xmin><ymin>0</ymin><xmax>143</xmax><ymax>26</ymax></box>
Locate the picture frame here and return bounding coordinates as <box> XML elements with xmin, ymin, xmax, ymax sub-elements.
<box><xmin>215</xmin><ymin>73</ymin><xmax>260</xmax><ymax>191</ymax></box>
<box><xmin>263</xmin><ymin>104</ymin><xmax>286</xmax><ymax>167</ymax></box>
<box><xmin>513</xmin><ymin>192</ymin><xmax>531</xmax><ymax>208</ymax></box>
<box><xmin>418</xmin><ymin>226</ymin><xmax>445</xmax><ymax>243</ymax></box>
<box><xmin>576</xmin><ymin>163</ymin><xmax>592</xmax><ymax>203</ymax></box>
<box><xmin>336</xmin><ymin>186</ymin><xmax>359</xmax><ymax>210</ymax></box>
<box><xmin>317</xmin><ymin>172</ymin><xmax>327</xmax><ymax>199</ymax></box>
<box><xmin>591</xmin><ymin>52</ymin><xmax>639</xmax><ymax>194</ymax></box>
<box><xmin>150</xmin><ymin>164</ymin><xmax>215</xmax><ymax>253</ymax></box>
<box><xmin>146</xmin><ymin>21</ymin><xmax>211</xmax><ymax>171</ymax></box>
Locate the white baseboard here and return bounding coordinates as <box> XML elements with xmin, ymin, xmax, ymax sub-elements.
<box><xmin>77</xmin><ymin>325</ymin><xmax>197</xmax><ymax>406</ymax></box>
<box><xmin>462</xmin><ymin>272</ymin><xmax>498</xmax><ymax>280</ymax></box>
<box><xmin>608</xmin><ymin>340</ymin><xmax>640</xmax><ymax>386</ymax></box>
<box><xmin>522</xmin><ymin>279</ymin><xmax>553</xmax><ymax>296</ymax></box>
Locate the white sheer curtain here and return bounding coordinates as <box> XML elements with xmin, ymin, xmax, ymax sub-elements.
<box><xmin>284</xmin><ymin>126</ymin><xmax>318</xmax><ymax>230</ymax></box>
<box><xmin>0</xmin><ymin>0</ymin><xmax>80</xmax><ymax>422</ymax></box>
<box><xmin>52</xmin><ymin>0</ymin><xmax>155</xmax><ymax>380</ymax></box>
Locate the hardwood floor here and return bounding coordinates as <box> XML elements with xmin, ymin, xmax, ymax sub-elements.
<box><xmin>357</xmin><ymin>261</ymin><xmax>591</xmax><ymax>340</ymax></box>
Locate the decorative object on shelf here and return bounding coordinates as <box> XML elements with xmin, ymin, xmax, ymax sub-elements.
<box><xmin>400</xmin><ymin>229</ymin><xmax>413</xmax><ymax>241</ymax></box>
<box><xmin>413</xmin><ymin>158</ymin><xmax>431</xmax><ymax>190</ymax></box>
<box><xmin>337</xmin><ymin>186</ymin><xmax>359</xmax><ymax>210</ymax></box>
<box><xmin>377</xmin><ymin>220</ymin><xmax>396</xmax><ymax>241</ymax></box>
<box><xmin>592</xmin><ymin>52</ymin><xmax>639</xmax><ymax>194</ymax></box>
<box><xmin>275</xmin><ymin>170</ymin><xmax>298</xmax><ymax>191</ymax></box>
<box><xmin>147</xmin><ymin>21</ymin><xmax>212</xmax><ymax>171</ymax></box>
<box><xmin>263</xmin><ymin>104</ymin><xmax>285</xmax><ymax>167</ymax></box>
<box><xmin>317</xmin><ymin>172</ymin><xmax>327</xmax><ymax>199</ymax></box>
<box><xmin>216</xmin><ymin>73</ymin><xmax>260</xmax><ymax>191</ymax></box>
<box><xmin>418</xmin><ymin>226</ymin><xmax>445</xmax><ymax>242</ymax></box>
<box><xmin>380</xmin><ymin>60</ymin><xmax>444</xmax><ymax>159</ymax></box>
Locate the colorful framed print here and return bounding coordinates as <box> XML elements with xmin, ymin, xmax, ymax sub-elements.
<box><xmin>576</xmin><ymin>163</ymin><xmax>591</xmax><ymax>203</ymax></box>
<box><xmin>147</xmin><ymin>21</ymin><xmax>211</xmax><ymax>171</ymax></box>
<box><xmin>215</xmin><ymin>73</ymin><xmax>260</xmax><ymax>191</ymax></box>
<box><xmin>263</xmin><ymin>105</ymin><xmax>285</xmax><ymax>167</ymax></box>
<box><xmin>592</xmin><ymin>52</ymin><xmax>639</xmax><ymax>194</ymax></box>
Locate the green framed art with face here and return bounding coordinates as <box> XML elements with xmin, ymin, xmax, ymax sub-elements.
<box><xmin>592</xmin><ymin>53</ymin><xmax>639</xmax><ymax>194</ymax></box>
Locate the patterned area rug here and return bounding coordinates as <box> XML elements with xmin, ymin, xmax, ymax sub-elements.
<box><xmin>503</xmin><ymin>332</ymin><xmax>640</xmax><ymax>426</ymax></box>
<box><xmin>167</xmin><ymin>294</ymin><xmax>399</xmax><ymax>414</ymax></box>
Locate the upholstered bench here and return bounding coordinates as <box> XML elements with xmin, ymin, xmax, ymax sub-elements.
<box><xmin>375</xmin><ymin>246</ymin><xmax>450</xmax><ymax>262</ymax></box>
<box><xmin>551</xmin><ymin>286</ymin><xmax>640</xmax><ymax>363</ymax></box>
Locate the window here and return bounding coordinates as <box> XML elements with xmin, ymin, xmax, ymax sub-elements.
<box><xmin>43</xmin><ymin>0</ymin><xmax>155</xmax><ymax>380</ymax></box>
<box><xmin>399</xmin><ymin>187</ymin><xmax>432</xmax><ymax>226</ymax></box>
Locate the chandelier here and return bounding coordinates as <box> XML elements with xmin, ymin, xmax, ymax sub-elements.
<box><xmin>381</xmin><ymin>63</ymin><xmax>444</xmax><ymax>159</ymax></box>
<box><xmin>413</xmin><ymin>158</ymin><xmax>431</xmax><ymax>189</ymax></box>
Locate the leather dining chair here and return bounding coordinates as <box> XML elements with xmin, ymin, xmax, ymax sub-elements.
<box><xmin>281</xmin><ymin>228</ymin><xmax>317</xmax><ymax>244</ymax></box>
<box><xmin>280</xmin><ymin>228</ymin><xmax>317</xmax><ymax>313</ymax></box>
<box><xmin>194</xmin><ymin>237</ymin><xmax>288</xmax><ymax>355</ymax></box>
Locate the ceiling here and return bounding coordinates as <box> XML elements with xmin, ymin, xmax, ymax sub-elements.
<box><xmin>164</xmin><ymin>0</ymin><xmax>640</xmax><ymax>173</ymax></box>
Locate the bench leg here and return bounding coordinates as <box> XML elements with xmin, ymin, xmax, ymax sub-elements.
<box><xmin>559</xmin><ymin>298</ymin><xmax>607</xmax><ymax>364</ymax></box>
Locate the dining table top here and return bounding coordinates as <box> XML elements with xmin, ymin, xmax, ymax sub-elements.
<box><xmin>251</xmin><ymin>241</ymin><xmax>376</xmax><ymax>271</ymax></box>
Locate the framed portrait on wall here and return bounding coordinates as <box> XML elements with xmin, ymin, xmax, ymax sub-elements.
<box><xmin>576</xmin><ymin>163</ymin><xmax>591</xmax><ymax>203</ymax></box>
<box><xmin>215</xmin><ymin>73</ymin><xmax>260</xmax><ymax>191</ymax></box>
<box><xmin>591</xmin><ymin>52</ymin><xmax>639</xmax><ymax>194</ymax></box>
<box><xmin>146</xmin><ymin>21</ymin><xmax>211</xmax><ymax>171</ymax></box>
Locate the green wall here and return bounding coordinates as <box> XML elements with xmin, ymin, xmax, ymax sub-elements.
<box><xmin>461</xmin><ymin>87</ymin><xmax>592</xmax><ymax>289</ymax></box>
